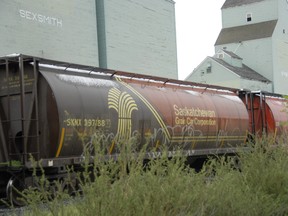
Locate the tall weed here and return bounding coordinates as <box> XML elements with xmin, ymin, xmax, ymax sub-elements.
<box><xmin>20</xmin><ymin>136</ymin><xmax>288</xmax><ymax>215</ymax></box>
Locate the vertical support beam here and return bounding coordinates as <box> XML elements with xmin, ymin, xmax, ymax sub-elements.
<box><xmin>18</xmin><ymin>55</ymin><xmax>27</xmax><ymax>163</ymax></box>
<box><xmin>259</xmin><ymin>91</ymin><xmax>263</xmax><ymax>134</ymax></box>
<box><xmin>262</xmin><ymin>93</ymin><xmax>268</xmax><ymax>134</ymax></box>
<box><xmin>23</xmin><ymin>91</ymin><xmax>35</xmax><ymax>159</ymax></box>
<box><xmin>33</xmin><ymin>58</ymin><xmax>40</xmax><ymax>161</ymax></box>
<box><xmin>250</xmin><ymin>93</ymin><xmax>255</xmax><ymax>135</ymax></box>
<box><xmin>0</xmin><ymin>111</ymin><xmax>8</xmax><ymax>162</ymax></box>
<box><xmin>259</xmin><ymin>92</ymin><xmax>266</xmax><ymax>135</ymax></box>
<box><xmin>244</xmin><ymin>92</ymin><xmax>249</xmax><ymax>111</ymax></box>
<box><xmin>5</xmin><ymin>59</ymin><xmax>11</xmax><ymax>162</ymax></box>
<box><xmin>95</xmin><ymin>0</ymin><xmax>107</xmax><ymax>68</ymax></box>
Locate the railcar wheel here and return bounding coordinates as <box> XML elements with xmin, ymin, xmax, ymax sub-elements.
<box><xmin>6</xmin><ymin>176</ymin><xmax>26</xmax><ymax>206</ymax></box>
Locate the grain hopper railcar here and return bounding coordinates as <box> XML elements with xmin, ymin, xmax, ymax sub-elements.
<box><xmin>2</xmin><ymin>54</ymin><xmax>286</xmax><ymax>204</ymax></box>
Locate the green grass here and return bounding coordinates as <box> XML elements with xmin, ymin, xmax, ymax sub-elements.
<box><xmin>12</xmin><ymin>137</ymin><xmax>288</xmax><ymax>215</ymax></box>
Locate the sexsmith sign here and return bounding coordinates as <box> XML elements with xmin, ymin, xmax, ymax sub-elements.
<box><xmin>19</xmin><ymin>9</ymin><xmax>63</xmax><ymax>28</ymax></box>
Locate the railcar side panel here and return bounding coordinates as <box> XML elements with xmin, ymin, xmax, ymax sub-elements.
<box><xmin>265</xmin><ymin>97</ymin><xmax>288</xmax><ymax>136</ymax></box>
<box><xmin>39</xmin><ymin>69</ymin><xmax>249</xmax><ymax>158</ymax></box>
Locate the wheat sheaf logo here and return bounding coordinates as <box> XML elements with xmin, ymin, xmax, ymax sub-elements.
<box><xmin>108</xmin><ymin>88</ymin><xmax>138</xmax><ymax>141</ymax></box>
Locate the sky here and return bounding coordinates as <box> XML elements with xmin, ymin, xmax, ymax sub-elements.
<box><xmin>175</xmin><ymin>0</ymin><xmax>226</xmax><ymax>80</ymax></box>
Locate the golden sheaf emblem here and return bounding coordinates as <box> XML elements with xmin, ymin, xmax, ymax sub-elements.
<box><xmin>108</xmin><ymin>88</ymin><xmax>138</xmax><ymax>141</ymax></box>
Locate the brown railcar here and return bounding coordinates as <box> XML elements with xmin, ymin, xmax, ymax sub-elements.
<box><xmin>1</xmin><ymin>54</ymin><xmax>287</xmax><ymax>205</ymax></box>
<box><xmin>240</xmin><ymin>91</ymin><xmax>288</xmax><ymax>139</ymax></box>
<box><xmin>0</xmin><ymin>55</ymin><xmax>250</xmax><ymax>168</ymax></box>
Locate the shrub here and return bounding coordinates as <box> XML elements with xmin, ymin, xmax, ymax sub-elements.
<box><xmin>12</xmin><ymin>137</ymin><xmax>288</xmax><ymax>215</ymax></box>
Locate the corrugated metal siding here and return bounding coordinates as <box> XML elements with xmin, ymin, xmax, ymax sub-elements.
<box><xmin>100</xmin><ymin>0</ymin><xmax>178</xmax><ymax>79</ymax></box>
<box><xmin>273</xmin><ymin>40</ymin><xmax>288</xmax><ymax>94</ymax></box>
<box><xmin>221</xmin><ymin>1</ymin><xmax>278</xmax><ymax>29</ymax></box>
<box><xmin>272</xmin><ymin>1</ymin><xmax>288</xmax><ymax>95</ymax></box>
<box><xmin>0</xmin><ymin>0</ymin><xmax>178</xmax><ymax>79</ymax></box>
<box><xmin>214</xmin><ymin>0</ymin><xmax>288</xmax><ymax>94</ymax></box>
<box><xmin>0</xmin><ymin>0</ymin><xmax>99</xmax><ymax>66</ymax></box>
<box><xmin>186</xmin><ymin>57</ymin><xmax>240</xmax><ymax>87</ymax></box>
<box><xmin>185</xmin><ymin>57</ymin><xmax>272</xmax><ymax>91</ymax></box>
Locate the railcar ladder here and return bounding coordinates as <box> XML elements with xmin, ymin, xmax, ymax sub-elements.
<box><xmin>247</xmin><ymin>92</ymin><xmax>268</xmax><ymax>136</ymax></box>
<box><xmin>0</xmin><ymin>55</ymin><xmax>40</xmax><ymax>166</ymax></box>
<box><xmin>259</xmin><ymin>92</ymin><xmax>268</xmax><ymax>134</ymax></box>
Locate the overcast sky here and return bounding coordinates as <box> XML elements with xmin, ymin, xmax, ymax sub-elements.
<box><xmin>175</xmin><ymin>0</ymin><xmax>226</xmax><ymax>79</ymax></box>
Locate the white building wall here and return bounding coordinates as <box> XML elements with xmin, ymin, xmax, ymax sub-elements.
<box><xmin>203</xmin><ymin>0</ymin><xmax>288</xmax><ymax>94</ymax></box>
<box><xmin>0</xmin><ymin>0</ymin><xmax>99</xmax><ymax>66</ymax></box>
<box><xmin>101</xmin><ymin>0</ymin><xmax>178</xmax><ymax>79</ymax></box>
<box><xmin>271</xmin><ymin>0</ymin><xmax>288</xmax><ymax>94</ymax></box>
<box><xmin>186</xmin><ymin>57</ymin><xmax>271</xmax><ymax>91</ymax></box>
<box><xmin>272</xmin><ymin>34</ymin><xmax>288</xmax><ymax>94</ymax></box>
<box><xmin>215</xmin><ymin>38</ymin><xmax>273</xmax><ymax>81</ymax></box>
<box><xmin>240</xmin><ymin>79</ymin><xmax>272</xmax><ymax>92</ymax></box>
<box><xmin>221</xmin><ymin>0</ymin><xmax>277</xmax><ymax>28</ymax></box>
<box><xmin>0</xmin><ymin>0</ymin><xmax>178</xmax><ymax>79</ymax></box>
<box><xmin>186</xmin><ymin>58</ymin><xmax>241</xmax><ymax>88</ymax></box>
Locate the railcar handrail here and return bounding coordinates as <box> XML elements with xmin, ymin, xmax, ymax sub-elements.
<box><xmin>0</xmin><ymin>54</ymin><xmax>239</xmax><ymax>94</ymax></box>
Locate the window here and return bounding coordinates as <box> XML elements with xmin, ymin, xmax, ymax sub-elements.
<box><xmin>217</xmin><ymin>53</ymin><xmax>224</xmax><ymax>59</ymax></box>
<box><xmin>246</xmin><ymin>13</ymin><xmax>252</xmax><ymax>22</ymax></box>
<box><xmin>206</xmin><ymin>67</ymin><xmax>211</xmax><ymax>73</ymax></box>
<box><xmin>206</xmin><ymin>62</ymin><xmax>212</xmax><ymax>73</ymax></box>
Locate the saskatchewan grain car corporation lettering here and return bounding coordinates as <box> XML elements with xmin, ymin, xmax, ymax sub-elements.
<box><xmin>173</xmin><ymin>105</ymin><xmax>216</xmax><ymax>126</ymax></box>
<box><xmin>19</xmin><ymin>9</ymin><xmax>63</xmax><ymax>28</ymax></box>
